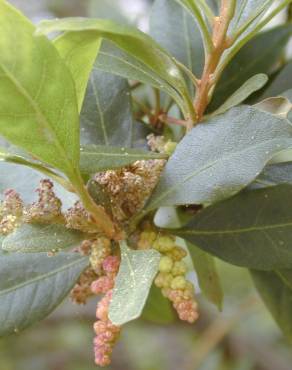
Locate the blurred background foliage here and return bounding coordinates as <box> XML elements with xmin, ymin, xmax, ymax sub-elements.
<box><xmin>1</xmin><ymin>1</ymin><xmax>292</xmax><ymax>370</ymax></box>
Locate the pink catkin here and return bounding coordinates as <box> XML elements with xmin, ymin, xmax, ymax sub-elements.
<box><xmin>92</xmin><ymin>257</ymin><xmax>121</xmax><ymax>367</ymax></box>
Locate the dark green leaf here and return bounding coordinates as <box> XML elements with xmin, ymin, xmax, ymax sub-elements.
<box><xmin>109</xmin><ymin>242</ymin><xmax>161</xmax><ymax>325</ymax></box>
<box><xmin>2</xmin><ymin>224</ymin><xmax>85</xmax><ymax>253</ymax></box>
<box><xmin>174</xmin><ymin>185</ymin><xmax>292</xmax><ymax>270</ymax></box>
<box><xmin>187</xmin><ymin>243</ymin><xmax>223</xmax><ymax>310</ymax></box>
<box><xmin>0</xmin><ymin>251</ymin><xmax>88</xmax><ymax>336</ymax></box>
<box><xmin>150</xmin><ymin>0</ymin><xmax>204</xmax><ymax>93</ymax></box>
<box><xmin>0</xmin><ymin>2</ymin><xmax>80</xmax><ymax>179</ymax></box>
<box><xmin>36</xmin><ymin>18</ymin><xmax>195</xmax><ymax>119</ymax></box>
<box><xmin>210</xmin><ymin>25</ymin><xmax>292</xmax><ymax>111</ymax></box>
<box><xmin>54</xmin><ymin>32</ymin><xmax>101</xmax><ymax>112</ymax></box>
<box><xmin>80</xmin><ymin>145</ymin><xmax>167</xmax><ymax>175</ymax></box>
<box><xmin>251</xmin><ymin>269</ymin><xmax>292</xmax><ymax>342</ymax></box>
<box><xmin>146</xmin><ymin>106</ymin><xmax>292</xmax><ymax>211</ymax></box>
<box><xmin>261</xmin><ymin>62</ymin><xmax>292</xmax><ymax>99</ymax></box>
<box><xmin>142</xmin><ymin>285</ymin><xmax>175</xmax><ymax>324</ymax></box>
<box><xmin>80</xmin><ymin>68</ymin><xmax>133</xmax><ymax>147</ymax></box>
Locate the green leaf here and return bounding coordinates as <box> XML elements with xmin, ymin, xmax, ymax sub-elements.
<box><xmin>251</xmin><ymin>269</ymin><xmax>292</xmax><ymax>342</ymax></box>
<box><xmin>0</xmin><ymin>2</ymin><xmax>80</xmax><ymax>179</ymax></box>
<box><xmin>142</xmin><ymin>285</ymin><xmax>175</xmax><ymax>324</ymax></box>
<box><xmin>150</xmin><ymin>0</ymin><xmax>204</xmax><ymax>92</ymax></box>
<box><xmin>210</xmin><ymin>25</ymin><xmax>292</xmax><ymax>111</ymax></box>
<box><xmin>174</xmin><ymin>185</ymin><xmax>292</xmax><ymax>270</ymax></box>
<box><xmin>80</xmin><ymin>145</ymin><xmax>167</xmax><ymax>175</ymax></box>
<box><xmin>80</xmin><ymin>68</ymin><xmax>134</xmax><ymax>147</ymax></box>
<box><xmin>0</xmin><ymin>251</ymin><xmax>88</xmax><ymax>336</ymax></box>
<box><xmin>261</xmin><ymin>62</ymin><xmax>292</xmax><ymax>100</ymax></box>
<box><xmin>54</xmin><ymin>32</ymin><xmax>101</xmax><ymax>112</ymax></box>
<box><xmin>145</xmin><ymin>106</ymin><xmax>292</xmax><ymax>211</ymax></box>
<box><xmin>36</xmin><ymin>18</ymin><xmax>195</xmax><ymax>119</ymax></box>
<box><xmin>2</xmin><ymin>224</ymin><xmax>85</xmax><ymax>253</ymax></box>
<box><xmin>211</xmin><ymin>74</ymin><xmax>268</xmax><ymax>117</ymax></box>
<box><xmin>109</xmin><ymin>242</ymin><xmax>161</xmax><ymax>326</ymax></box>
<box><xmin>186</xmin><ymin>243</ymin><xmax>223</xmax><ymax>310</ymax></box>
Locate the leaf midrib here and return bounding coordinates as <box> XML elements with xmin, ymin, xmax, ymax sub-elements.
<box><xmin>179</xmin><ymin>221</ymin><xmax>292</xmax><ymax>236</ymax></box>
<box><xmin>0</xmin><ymin>257</ymin><xmax>87</xmax><ymax>296</ymax></box>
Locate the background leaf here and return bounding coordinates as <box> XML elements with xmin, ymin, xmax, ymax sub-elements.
<box><xmin>146</xmin><ymin>106</ymin><xmax>292</xmax><ymax>210</ymax></box>
<box><xmin>174</xmin><ymin>185</ymin><xmax>292</xmax><ymax>270</ymax></box>
<box><xmin>109</xmin><ymin>242</ymin><xmax>161</xmax><ymax>326</ymax></box>
<box><xmin>261</xmin><ymin>61</ymin><xmax>292</xmax><ymax>100</ymax></box>
<box><xmin>187</xmin><ymin>243</ymin><xmax>223</xmax><ymax>310</ymax></box>
<box><xmin>0</xmin><ymin>2</ymin><xmax>80</xmax><ymax>178</ymax></box>
<box><xmin>80</xmin><ymin>68</ymin><xmax>134</xmax><ymax>147</ymax></box>
<box><xmin>150</xmin><ymin>0</ymin><xmax>204</xmax><ymax>94</ymax></box>
<box><xmin>0</xmin><ymin>251</ymin><xmax>88</xmax><ymax>336</ymax></box>
<box><xmin>251</xmin><ymin>269</ymin><xmax>292</xmax><ymax>342</ymax></box>
<box><xmin>252</xmin><ymin>162</ymin><xmax>292</xmax><ymax>189</ymax></box>
<box><xmin>80</xmin><ymin>145</ymin><xmax>167</xmax><ymax>175</ymax></box>
<box><xmin>2</xmin><ymin>224</ymin><xmax>85</xmax><ymax>253</ymax></box>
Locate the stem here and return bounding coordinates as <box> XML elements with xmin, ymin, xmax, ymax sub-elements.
<box><xmin>70</xmin><ymin>171</ymin><xmax>117</xmax><ymax>239</ymax></box>
<box><xmin>194</xmin><ymin>0</ymin><xmax>236</xmax><ymax>122</ymax></box>
<box><xmin>197</xmin><ymin>0</ymin><xmax>215</xmax><ymax>24</ymax></box>
<box><xmin>216</xmin><ymin>0</ymin><xmax>292</xmax><ymax>82</ymax></box>
<box><xmin>159</xmin><ymin>114</ymin><xmax>188</xmax><ymax>127</ymax></box>
<box><xmin>154</xmin><ymin>88</ymin><xmax>161</xmax><ymax>117</ymax></box>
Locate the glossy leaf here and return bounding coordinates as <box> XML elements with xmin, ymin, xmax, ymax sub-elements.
<box><xmin>251</xmin><ymin>269</ymin><xmax>292</xmax><ymax>342</ymax></box>
<box><xmin>0</xmin><ymin>251</ymin><xmax>88</xmax><ymax>336</ymax></box>
<box><xmin>211</xmin><ymin>74</ymin><xmax>268</xmax><ymax>117</ymax></box>
<box><xmin>80</xmin><ymin>145</ymin><xmax>167</xmax><ymax>175</ymax></box>
<box><xmin>2</xmin><ymin>224</ymin><xmax>85</xmax><ymax>253</ymax></box>
<box><xmin>187</xmin><ymin>243</ymin><xmax>223</xmax><ymax>310</ymax></box>
<box><xmin>210</xmin><ymin>25</ymin><xmax>292</xmax><ymax>111</ymax></box>
<box><xmin>36</xmin><ymin>18</ymin><xmax>194</xmax><ymax>119</ymax></box>
<box><xmin>150</xmin><ymin>0</ymin><xmax>204</xmax><ymax>93</ymax></box>
<box><xmin>146</xmin><ymin>106</ymin><xmax>292</xmax><ymax>211</ymax></box>
<box><xmin>0</xmin><ymin>2</ymin><xmax>80</xmax><ymax>178</ymax></box>
<box><xmin>109</xmin><ymin>242</ymin><xmax>160</xmax><ymax>325</ymax></box>
<box><xmin>174</xmin><ymin>185</ymin><xmax>292</xmax><ymax>270</ymax></box>
<box><xmin>80</xmin><ymin>68</ymin><xmax>133</xmax><ymax>147</ymax></box>
<box><xmin>54</xmin><ymin>32</ymin><xmax>101</xmax><ymax>112</ymax></box>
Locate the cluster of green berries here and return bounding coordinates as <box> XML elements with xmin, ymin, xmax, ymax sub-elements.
<box><xmin>138</xmin><ymin>230</ymin><xmax>199</xmax><ymax>324</ymax></box>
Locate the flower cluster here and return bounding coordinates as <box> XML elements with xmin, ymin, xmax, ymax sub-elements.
<box><xmin>138</xmin><ymin>229</ymin><xmax>199</xmax><ymax>324</ymax></box>
<box><xmin>0</xmin><ymin>189</ymin><xmax>23</xmax><ymax>234</ymax></box>
<box><xmin>91</xmin><ymin>255</ymin><xmax>121</xmax><ymax>367</ymax></box>
<box><xmin>94</xmin><ymin>159</ymin><xmax>165</xmax><ymax>224</ymax></box>
<box><xmin>147</xmin><ymin>133</ymin><xmax>177</xmax><ymax>155</ymax></box>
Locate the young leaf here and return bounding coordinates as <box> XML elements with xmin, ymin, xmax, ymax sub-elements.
<box><xmin>211</xmin><ymin>74</ymin><xmax>268</xmax><ymax>117</ymax></box>
<box><xmin>36</xmin><ymin>18</ymin><xmax>195</xmax><ymax>119</ymax></box>
<box><xmin>210</xmin><ymin>25</ymin><xmax>292</xmax><ymax>111</ymax></box>
<box><xmin>0</xmin><ymin>251</ymin><xmax>88</xmax><ymax>336</ymax></box>
<box><xmin>145</xmin><ymin>106</ymin><xmax>292</xmax><ymax>211</ymax></box>
<box><xmin>0</xmin><ymin>2</ymin><xmax>80</xmax><ymax>179</ymax></box>
<box><xmin>2</xmin><ymin>224</ymin><xmax>85</xmax><ymax>253</ymax></box>
<box><xmin>80</xmin><ymin>68</ymin><xmax>133</xmax><ymax>147</ymax></box>
<box><xmin>254</xmin><ymin>96</ymin><xmax>292</xmax><ymax>119</ymax></box>
<box><xmin>150</xmin><ymin>0</ymin><xmax>204</xmax><ymax>93</ymax></box>
<box><xmin>80</xmin><ymin>145</ymin><xmax>167</xmax><ymax>175</ymax></box>
<box><xmin>54</xmin><ymin>32</ymin><xmax>101</xmax><ymax>112</ymax></box>
<box><xmin>109</xmin><ymin>242</ymin><xmax>160</xmax><ymax>326</ymax></box>
<box><xmin>174</xmin><ymin>185</ymin><xmax>292</xmax><ymax>270</ymax></box>
<box><xmin>251</xmin><ymin>269</ymin><xmax>292</xmax><ymax>342</ymax></box>
<box><xmin>186</xmin><ymin>243</ymin><xmax>223</xmax><ymax>310</ymax></box>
